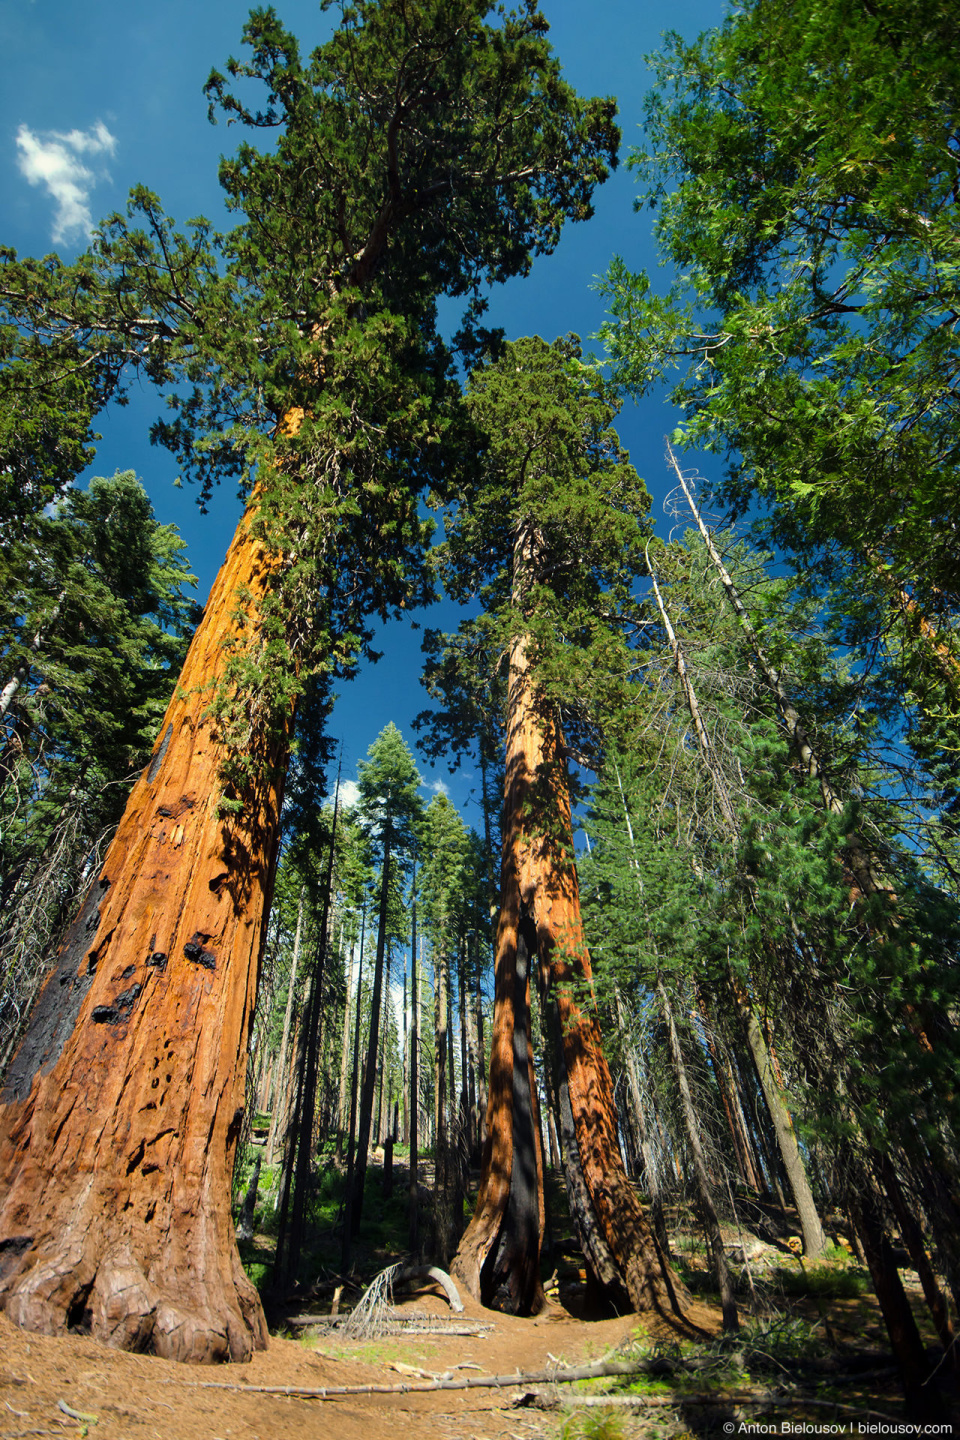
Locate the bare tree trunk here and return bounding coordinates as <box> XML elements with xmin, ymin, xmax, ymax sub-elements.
<box><xmin>657</xmin><ymin>978</ymin><xmax>738</xmax><ymax>1332</ymax></box>
<box><xmin>464</xmin><ymin>938</ymin><xmax>481</xmax><ymax>1164</ymax></box>
<box><xmin>695</xmin><ymin>989</ymin><xmax>760</xmax><ymax>1194</ymax></box>
<box><xmin>454</xmin><ymin>636</ymin><xmax>681</xmax><ymax>1318</ymax></box>
<box><xmin>335</xmin><ymin>930</ymin><xmax>357</xmax><ymax>1160</ymax></box>
<box><xmin>340</xmin><ymin>909</ymin><xmax>365</xmax><ymax>1268</ymax></box>
<box><xmin>730</xmin><ymin>982</ymin><xmax>827</xmax><ymax>1256</ymax></box>
<box><xmin>408</xmin><ymin>878</ymin><xmax>420</xmax><ymax>1254</ymax></box>
<box><xmin>474</xmin><ymin>948</ymin><xmax>488</xmax><ymax>1152</ymax></box>
<box><xmin>267</xmin><ymin>888</ymin><xmax>307</xmax><ymax>1167</ymax></box>
<box><xmin>0</xmin><ymin>505</ymin><xmax>282</xmax><ymax>1361</ymax></box>
<box><xmin>350</xmin><ymin>839</ymin><xmax>391</xmax><ymax>1236</ymax></box>
<box><xmin>614</xmin><ymin>987</ymin><xmax>670</xmax><ymax>1258</ymax></box>
<box><xmin>434</xmin><ymin>945</ymin><xmax>449</xmax><ymax>1200</ymax></box>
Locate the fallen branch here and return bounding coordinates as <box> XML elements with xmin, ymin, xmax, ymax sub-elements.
<box><xmin>191</xmin><ymin>1350</ymin><xmax>908</xmax><ymax>1424</ymax></box>
<box><xmin>195</xmin><ymin>1355</ymin><xmax>737</xmax><ymax>1399</ymax></box>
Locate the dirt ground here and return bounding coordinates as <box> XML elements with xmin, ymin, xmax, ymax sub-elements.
<box><xmin>0</xmin><ymin>1284</ymin><xmax>725</xmax><ymax>1440</ymax></box>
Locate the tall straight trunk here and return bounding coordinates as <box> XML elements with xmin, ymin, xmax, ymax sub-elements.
<box><xmin>695</xmin><ymin>988</ymin><xmax>760</xmax><ymax>1193</ymax></box>
<box><xmin>458</xmin><ymin>940</ymin><xmax>470</xmax><ymax>1156</ymax></box>
<box><xmin>284</xmin><ymin>788</ymin><xmax>339</xmax><ymax>1282</ymax></box>
<box><xmin>401</xmin><ymin>966</ymin><xmax>409</xmax><ymax>1146</ymax></box>
<box><xmin>0</xmin><ymin>503</ymin><xmax>284</xmax><ymax>1362</ymax></box>
<box><xmin>408</xmin><ymin>876</ymin><xmax>420</xmax><ymax>1253</ymax></box>
<box><xmin>335</xmin><ymin>931</ymin><xmax>358</xmax><ymax>1159</ymax></box>
<box><xmin>464</xmin><ymin>938</ymin><xmax>481</xmax><ymax>1164</ymax></box>
<box><xmin>447</xmin><ymin>954</ymin><xmax>460</xmax><ymax>1202</ymax></box>
<box><xmin>434</xmin><ymin>944</ymin><xmax>449</xmax><ymax>1197</ymax></box>
<box><xmin>349</xmin><ymin>836</ymin><xmax>391</xmax><ymax>1236</ymax></box>
<box><xmin>540</xmin><ymin>1032</ymin><xmax>562</xmax><ymax>1172</ymax></box>
<box><xmin>340</xmin><ymin>909</ymin><xmax>365</xmax><ymax>1267</ymax></box>
<box><xmin>267</xmin><ymin>890</ymin><xmax>306</xmax><ymax>1163</ymax></box>
<box><xmin>613</xmin><ymin>986</ymin><xmax>670</xmax><ymax>1257</ymax></box>
<box><xmin>375</xmin><ymin>973</ymin><xmax>390</xmax><ymax>1144</ymax></box>
<box><xmin>474</xmin><ymin>948</ymin><xmax>488</xmax><ymax>1152</ymax></box>
<box><xmin>454</xmin><ymin>634</ymin><xmax>681</xmax><ymax>1317</ymax></box>
<box><xmin>657</xmin><ymin>977</ymin><xmax>738</xmax><ymax>1332</ymax></box>
<box><xmin>730</xmin><ymin>981</ymin><xmax>826</xmax><ymax>1255</ymax></box>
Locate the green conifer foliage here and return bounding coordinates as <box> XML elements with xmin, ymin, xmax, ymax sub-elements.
<box><xmin>0</xmin><ymin>471</ymin><xmax>198</xmax><ymax>1073</ymax></box>
<box><xmin>600</xmin><ymin>0</ymin><xmax>960</xmax><ymax>782</ymax></box>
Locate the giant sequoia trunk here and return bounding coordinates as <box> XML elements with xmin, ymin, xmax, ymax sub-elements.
<box><xmin>453</xmin><ymin>637</ymin><xmax>683</xmax><ymax>1318</ymax></box>
<box><xmin>0</xmin><ymin>504</ymin><xmax>283</xmax><ymax>1361</ymax></box>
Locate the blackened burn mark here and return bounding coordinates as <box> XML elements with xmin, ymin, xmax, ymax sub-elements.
<box><xmin>91</xmin><ymin>984</ymin><xmax>142</xmax><ymax>1026</ymax></box>
<box><xmin>1</xmin><ymin>883</ymin><xmax>105</xmax><ymax>1102</ymax></box>
<box><xmin>146</xmin><ymin>723</ymin><xmax>173</xmax><ymax>782</ymax></box>
<box><xmin>146</xmin><ymin>952</ymin><xmax>168</xmax><ymax>970</ymax></box>
<box><xmin>183</xmin><ymin>934</ymin><xmax>216</xmax><ymax>970</ymax></box>
<box><xmin>208</xmin><ymin>872</ymin><xmax>229</xmax><ymax>894</ymax></box>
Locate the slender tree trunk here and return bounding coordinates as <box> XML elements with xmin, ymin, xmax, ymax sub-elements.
<box><xmin>335</xmin><ymin>931</ymin><xmax>357</xmax><ymax>1160</ymax></box>
<box><xmin>401</xmin><ymin>965</ymin><xmax>409</xmax><ymax>1146</ymax></box>
<box><xmin>350</xmin><ymin>838</ymin><xmax>391</xmax><ymax>1236</ymax></box>
<box><xmin>657</xmin><ymin>977</ymin><xmax>738</xmax><ymax>1332</ymax></box>
<box><xmin>730</xmin><ymin>980</ymin><xmax>826</xmax><ymax>1257</ymax></box>
<box><xmin>0</xmin><ymin>504</ymin><xmax>283</xmax><ymax>1362</ymax></box>
<box><xmin>475</xmin><ymin>949</ymin><xmax>488</xmax><ymax>1152</ymax></box>
<box><xmin>695</xmin><ymin>988</ymin><xmax>760</xmax><ymax>1193</ymax></box>
<box><xmin>340</xmin><ymin>909</ymin><xmax>365</xmax><ymax>1267</ymax></box>
<box><xmin>267</xmin><ymin>888</ymin><xmax>307</xmax><ymax>1167</ymax></box>
<box><xmin>540</xmin><ymin>1028</ymin><xmax>562</xmax><ymax>1172</ymax></box>
<box><xmin>447</xmin><ymin>953</ymin><xmax>461</xmax><ymax>1217</ymax></box>
<box><xmin>408</xmin><ymin>876</ymin><xmax>420</xmax><ymax>1254</ymax></box>
<box><xmin>464</xmin><ymin>939</ymin><xmax>481</xmax><ymax>1165</ymax></box>
<box><xmin>454</xmin><ymin>634</ymin><xmax>681</xmax><ymax>1317</ymax></box>
<box><xmin>434</xmin><ymin>947</ymin><xmax>447</xmax><ymax>1188</ymax></box>
<box><xmin>613</xmin><ymin>986</ymin><xmax>671</xmax><ymax>1258</ymax></box>
<box><xmin>284</xmin><ymin>789</ymin><xmax>339</xmax><ymax>1282</ymax></box>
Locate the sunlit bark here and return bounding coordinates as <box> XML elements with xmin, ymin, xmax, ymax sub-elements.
<box><xmin>0</xmin><ymin>505</ymin><xmax>284</xmax><ymax>1361</ymax></box>
<box><xmin>454</xmin><ymin>636</ymin><xmax>683</xmax><ymax>1317</ymax></box>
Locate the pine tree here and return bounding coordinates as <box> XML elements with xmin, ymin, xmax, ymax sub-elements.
<box><xmin>0</xmin><ymin>471</ymin><xmax>198</xmax><ymax>1073</ymax></box>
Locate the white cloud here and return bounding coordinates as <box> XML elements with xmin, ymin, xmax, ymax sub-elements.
<box><xmin>335</xmin><ymin>779</ymin><xmax>361</xmax><ymax>809</ymax></box>
<box><xmin>427</xmin><ymin>778</ymin><xmax>449</xmax><ymax>797</ymax></box>
<box><xmin>15</xmin><ymin>120</ymin><xmax>117</xmax><ymax>243</ymax></box>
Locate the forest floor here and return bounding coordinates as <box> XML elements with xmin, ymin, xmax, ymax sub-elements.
<box><xmin>0</xmin><ymin>1260</ymin><xmax>941</xmax><ymax>1440</ymax></box>
<box><xmin>0</xmin><ymin>1153</ymin><xmax>952</xmax><ymax>1439</ymax></box>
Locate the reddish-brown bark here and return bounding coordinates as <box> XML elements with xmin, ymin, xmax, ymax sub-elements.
<box><xmin>0</xmin><ymin>504</ymin><xmax>284</xmax><ymax>1362</ymax></box>
<box><xmin>454</xmin><ymin>639</ymin><xmax>684</xmax><ymax>1319</ymax></box>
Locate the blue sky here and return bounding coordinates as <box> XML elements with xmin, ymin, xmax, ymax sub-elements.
<box><xmin>1</xmin><ymin>0</ymin><xmax>726</xmax><ymax>826</ymax></box>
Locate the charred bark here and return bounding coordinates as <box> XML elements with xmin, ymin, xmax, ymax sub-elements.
<box><xmin>0</xmin><ymin>507</ymin><xmax>283</xmax><ymax>1361</ymax></box>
